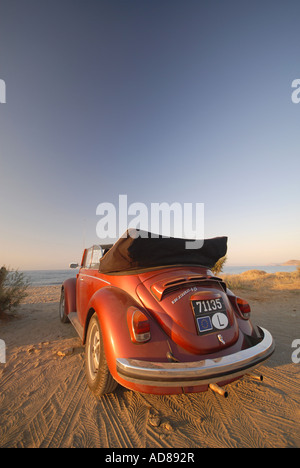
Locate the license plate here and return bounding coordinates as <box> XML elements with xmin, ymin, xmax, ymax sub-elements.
<box><xmin>191</xmin><ymin>298</ymin><xmax>229</xmax><ymax>335</ymax></box>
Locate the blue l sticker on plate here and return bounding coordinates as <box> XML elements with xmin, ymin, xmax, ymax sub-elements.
<box><xmin>197</xmin><ymin>316</ymin><xmax>213</xmax><ymax>333</ymax></box>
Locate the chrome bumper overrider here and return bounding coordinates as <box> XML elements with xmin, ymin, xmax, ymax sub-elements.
<box><xmin>116</xmin><ymin>327</ymin><xmax>275</xmax><ymax>387</ymax></box>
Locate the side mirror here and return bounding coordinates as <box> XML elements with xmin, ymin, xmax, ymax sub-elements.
<box><xmin>69</xmin><ymin>263</ymin><xmax>79</xmax><ymax>269</ymax></box>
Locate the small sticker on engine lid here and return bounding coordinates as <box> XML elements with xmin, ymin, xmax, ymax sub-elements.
<box><xmin>171</xmin><ymin>287</ymin><xmax>198</xmax><ymax>304</ymax></box>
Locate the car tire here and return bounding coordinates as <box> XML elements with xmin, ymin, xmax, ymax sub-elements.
<box><xmin>59</xmin><ymin>288</ymin><xmax>70</xmax><ymax>323</ymax></box>
<box><xmin>85</xmin><ymin>313</ymin><xmax>118</xmax><ymax>397</ymax></box>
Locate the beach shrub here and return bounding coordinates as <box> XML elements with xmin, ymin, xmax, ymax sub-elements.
<box><xmin>212</xmin><ymin>255</ymin><xmax>227</xmax><ymax>275</ymax></box>
<box><xmin>0</xmin><ymin>266</ymin><xmax>29</xmax><ymax>317</ymax></box>
<box><xmin>241</xmin><ymin>270</ymin><xmax>267</xmax><ymax>277</ymax></box>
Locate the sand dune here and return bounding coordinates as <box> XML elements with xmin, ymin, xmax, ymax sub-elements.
<box><xmin>0</xmin><ymin>283</ymin><xmax>299</xmax><ymax>448</ymax></box>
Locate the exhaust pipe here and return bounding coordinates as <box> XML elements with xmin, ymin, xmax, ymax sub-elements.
<box><xmin>248</xmin><ymin>373</ymin><xmax>263</xmax><ymax>382</ymax></box>
<box><xmin>209</xmin><ymin>383</ymin><xmax>229</xmax><ymax>398</ymax></box>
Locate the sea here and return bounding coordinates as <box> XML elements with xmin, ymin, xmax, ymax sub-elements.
<box><xmin>22</xmin><ymin>269</ymin><xmax>78</xmax><ymax>287</ymax></box>
<box><xmin>21</xmin><ymin>265</ymin><xmax>298</xmax><ymax>287</ymax></box>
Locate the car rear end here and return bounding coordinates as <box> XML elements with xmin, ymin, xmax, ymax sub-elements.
<box><xmin>115</xmin><ymin>266</ymin><xmax>275</xmax><ymax>395</ymax></box>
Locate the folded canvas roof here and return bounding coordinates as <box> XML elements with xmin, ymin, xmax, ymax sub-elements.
<box><xmin>99</xmin><ymin>230</ymin><xmax>227</xmax><ymax>274</ymax></box>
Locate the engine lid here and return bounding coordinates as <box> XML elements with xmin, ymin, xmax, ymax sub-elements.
<box><xmin>136</xmin><ymin>270</ymin><xmax>239</xmax><ymax>355</ymax></box>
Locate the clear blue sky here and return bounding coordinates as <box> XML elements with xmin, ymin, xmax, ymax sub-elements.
<box><xmin>0</xmin><ymin>0</ymin><xmax>299</xmax><ymax>269</ymax></box>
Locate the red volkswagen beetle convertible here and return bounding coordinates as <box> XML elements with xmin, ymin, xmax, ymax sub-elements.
<box><xmin>60</xmin><ymin>230</ymin><xmax>275</xmax><ymax>398</ymax></box>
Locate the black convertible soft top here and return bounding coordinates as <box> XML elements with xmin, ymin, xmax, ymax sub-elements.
<box><xmin>99</xmin><ymin>230</ymin><xmax>227</xmax><ymax>274</ymax></box>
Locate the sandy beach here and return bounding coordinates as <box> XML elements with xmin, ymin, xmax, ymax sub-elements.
<box><xmin>0</xmin><ymin>273</ymin><xmax>299</xmax><ymax>448</ymax></box>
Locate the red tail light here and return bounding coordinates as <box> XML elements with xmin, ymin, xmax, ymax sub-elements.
<box><xmin>127</xmin><ymin>307</ymin><xmax>151</xmax><ymax>343</ymax></box>
<box><xmin>236</xmin><ymin>297</ymin><xmax>251</xmax><ymax>319</ymax></box>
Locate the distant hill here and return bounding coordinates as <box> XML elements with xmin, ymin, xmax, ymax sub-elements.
<box><xmin>281</xmin><ymin>260</ymin><xmax>300</xmax><ymax>265</ymax></box>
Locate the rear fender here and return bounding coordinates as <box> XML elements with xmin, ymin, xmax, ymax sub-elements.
<box><xmin>85</xmin><ymin>287</ymin><xmax>170</xmax><ymax>382</ymax></box>
<box><xmin>62</xmin><ymin>277</ymin><xmax>77</xmax><ymax>315</ymax></box>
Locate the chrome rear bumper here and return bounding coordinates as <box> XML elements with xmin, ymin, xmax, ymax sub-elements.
<box><xmin>116</xmin><ymin>327</ymin><xmax>275</xmax><ymax>387</ymax></box>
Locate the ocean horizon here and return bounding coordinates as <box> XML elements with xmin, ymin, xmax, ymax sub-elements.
<box><xmin>21</xmin><ymin>264</ymin><xmax>298</xmax><ymax>287</ymax></box>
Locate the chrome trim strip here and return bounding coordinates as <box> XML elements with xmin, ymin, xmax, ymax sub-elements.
<box><xmin>116</xmin><ymin>327</ymin><xmax>275</xmax><ymax>387</ymax></box>
<box><xmin>80</xmin><ymin>273</ymin><xmax>111</xmax><ymax>285</ymax></box>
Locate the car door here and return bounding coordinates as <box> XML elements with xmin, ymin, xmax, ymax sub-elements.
<box><xmin>76</xmin><ymin>246</ymin><xmax>104</xmax><ymax>326</ymax></box>
<box><xmin>76</xmin><ymin>247</ymin><xmax>92</xmax><ymax>326</ymax></box>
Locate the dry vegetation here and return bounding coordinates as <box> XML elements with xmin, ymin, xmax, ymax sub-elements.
<box><xmin>223</xmin><ymin>267</ymin><xmax>300</xmax><ymax>294</ymax></box>
<box><xmin>0</xmin><ymin>267</ymin><xmax>29</xmax><ymax>319</ymax></box>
